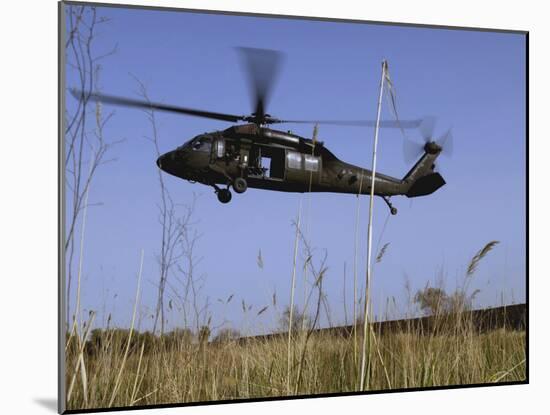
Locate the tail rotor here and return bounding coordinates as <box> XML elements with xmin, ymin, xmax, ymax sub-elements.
<box><xmin>403</xmin><ymin>116</ymin><xmax>453</xmax><ymax>167</ymax></box>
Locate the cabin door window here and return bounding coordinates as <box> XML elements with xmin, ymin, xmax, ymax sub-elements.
<box><xmin>286</xmin><ymin>151</ymin><xmax>303</xmax><ymax>169</ymax></box>
<box><xmin>304</xmin><ymin>155</ymin><xmax>320</xmax><ymax>172</ymax></box>
<box><xmin>285</xmin><ymin>151</ymin><xmax>321</xmax><ymax>185</ymax></box>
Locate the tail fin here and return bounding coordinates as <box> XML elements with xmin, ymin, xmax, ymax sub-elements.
<box><xmin>402</xmin><ymin>151</ymin><xmax>446</xmax><ymax>197</ymax></box>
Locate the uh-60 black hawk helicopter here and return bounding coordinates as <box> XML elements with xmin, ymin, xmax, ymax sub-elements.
<box><xmin>74</xmin><ymin>48</ymin><xmax>451</xmax><ymax>215</ymax></box>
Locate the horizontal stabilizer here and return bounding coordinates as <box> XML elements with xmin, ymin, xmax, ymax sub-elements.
<box><xmin>406</xmin><ymin>173</ymin><xmax>445</xmax><ymax>197</ymax></box>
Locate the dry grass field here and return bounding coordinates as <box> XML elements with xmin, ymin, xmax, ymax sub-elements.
<box><xmin>65</xmin><ymin>313</ymin><xmax>526</xmax><ymax>411</ymax></box>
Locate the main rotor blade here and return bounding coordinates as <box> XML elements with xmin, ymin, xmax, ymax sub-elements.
<box><xmin>69</xmin><ymin>89</ymin><xmax>246</xmax><ymax>123</ymax></box>
<box><xmin>419</xmin><ymin>116</ymin><xmax>437</xmax><ymax>142</ymax></box>
<box><xmin>270</xmin><ymin>119</ymin><xmax>423</xmax><ymax>128</ymax></box>
<box><xmin>237</xmin><ymin>47</ymin><xmax>284</xmax><ymax>119</ymax></box>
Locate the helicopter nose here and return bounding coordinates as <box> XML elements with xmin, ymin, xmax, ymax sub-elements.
<box><xmin>157</xmin><ymin>151</ymin><xmax>175</xmax><ymax>171</ymax></box>
<box><xmin>156</xmin><ymin>154</ymin><xmax>166</xmax><ymax>169</ymax></box>
<box><xmin>157</xmin><ymin>150</ymin><xmax>186</xmax><ymax>176</ymax></box>
<box><xmin>157</xmin><ymin>151</ymin><xmax>177</xmax><ymax>169</ymax></box>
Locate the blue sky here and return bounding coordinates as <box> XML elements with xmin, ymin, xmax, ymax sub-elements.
<box><xmin>65</xmin><ymin>5</ymin><xmax>526</xmax><ymax>333</ymax></box>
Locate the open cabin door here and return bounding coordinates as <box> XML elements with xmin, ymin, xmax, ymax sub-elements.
<box><xmin>247</xmin><ymin>145</ymin><xmax>285</xmax><ymax>180</ymax></box>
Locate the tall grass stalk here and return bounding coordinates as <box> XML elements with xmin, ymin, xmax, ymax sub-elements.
<box><xmin>352</xmin><ymin>169</ymin><xmax>365</xmax><ymax>374</ymax></box>
<box><xmin>287</xmin><ymin>198</ymin><xmax>303</xmax><ymax>393</ymax></box>
<box><xmin>67</xmin><ymin>151</ymin><xmax>95</xmax><ymax>346</ymax></box>
<box><xmin>109</xmin><ymin>249</ymin><xmax>144</xmax><ymax>407</ymax></box>
<box><xmin>301</xmin><ymin>260</ymin><xmax>309</xmax><ymax>332</ymax></box>
<box><xmin>467</xmin><ymin>241</ymin><xmax>499</xmax><ymax>277</ymax></box>
<box><xmin>360</xmin><ymin>60</ymin><xmax>387</xmax><ymax>390</ymax></box>
<box><xmin>65</xmin><ymin>155</ymin><xmax>96</xmax><ymax>407</ymax></box>
<box><xmin>130</xmin><ymin>341</ymin><xmax>146</xmax><ymax>405</ymax></box>
<box><xmin>370</xmin><ymin>324</ymin><xmax>391</xmax><ymax>389</ymax></box>
<box><xmin>67</xmin><ymin>311</ymin><xmax>95</xmax><ymax>405</ymax></box>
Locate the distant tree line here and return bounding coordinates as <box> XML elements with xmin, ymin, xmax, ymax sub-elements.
<box><xmin>78</xmin><ymin>325</ymin><xmax>244</xmax><ymax>357</ymax></box>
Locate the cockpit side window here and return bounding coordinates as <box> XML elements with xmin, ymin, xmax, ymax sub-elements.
<box><xmin>191</xmin><ymin>136</ymin><xmax>212</xmax><ymax>152</ymax></box>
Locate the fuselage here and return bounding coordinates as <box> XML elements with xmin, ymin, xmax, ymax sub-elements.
<box><xmin>156</xmin><ymin>125</ymin><xmax>411</xmax><ymax>197</ymax></box>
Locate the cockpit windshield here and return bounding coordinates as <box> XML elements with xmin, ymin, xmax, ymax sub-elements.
<box><xmin>177</xmin><ymin>135</ymin><xmax>212</xmax><ymax>152</ymax></box>
<box><xmin>177</xmin><ymin>141</ymin><xmax>191</xmax><ymax>151</ymax></box>
<box><xmin>191</xmin><ymin>135</ymin><xmax>212</xmax><ymax>152</ymax></box>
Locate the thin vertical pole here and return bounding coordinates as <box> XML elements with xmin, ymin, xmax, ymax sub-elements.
<box><xmin>352</xmin><ymin>169</ymin><xmax>364</xmax><ymax>374</ymax></box>
<box><xmin>359</xmin><ymin>60</ymin><xmax>387</xmax><ymax>390</ymax></box>
<box><xmin>302</xmin><ymin>124</ymin><xmax>318</xmax><ymax>330</ymax></box>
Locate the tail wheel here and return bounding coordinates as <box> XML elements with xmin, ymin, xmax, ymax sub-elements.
<box><xmin>217</xmin><ymin>188</ymin><xmax>232</xmax><ymax>204</ymax></box>
<box><xmin>233</xmin><ymin>177</ymin><xmax>248</xmax><ymax>194</ymax></box>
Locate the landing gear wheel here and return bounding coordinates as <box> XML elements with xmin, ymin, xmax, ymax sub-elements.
<box><xmin>233</xmin><ymin>177</ymin><xmax>248</xmax><ymax>194</ymax></box>
<box><xmin>382</xmin><ymin>196</ymin><xmax>398</xmax><ymax>215</ymax></box>
<box><xmin>217</xmin><ymin>188</ymin><xmax>232</xmax><ymax>204</ymax></box>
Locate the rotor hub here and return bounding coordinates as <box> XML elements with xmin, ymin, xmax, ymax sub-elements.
<box><xmin>424</xmin><ymin>141</ymin><xmax>442</xmax><ymax>154</ymax></box>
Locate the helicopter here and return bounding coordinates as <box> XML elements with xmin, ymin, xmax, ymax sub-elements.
<box><xmin>72</xmin><ymin>48</ymin><xmax>451</xmax><ymax>215</ymax></box>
